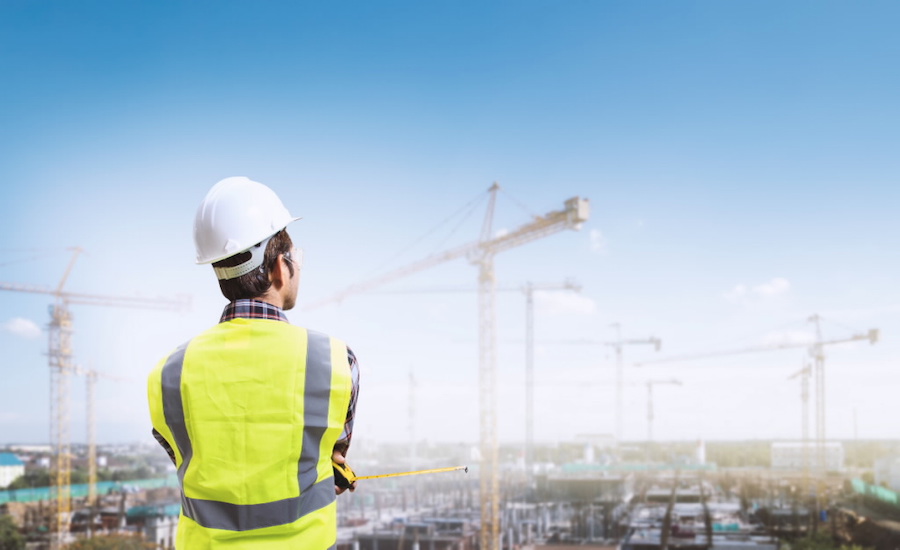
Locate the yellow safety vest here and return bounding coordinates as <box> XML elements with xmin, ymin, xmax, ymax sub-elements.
<box><xmin>148</xmin><ymin>318</ymin><xmax>352</xmax><ymax>549</ymax></box>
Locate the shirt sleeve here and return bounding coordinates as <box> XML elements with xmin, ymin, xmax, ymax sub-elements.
<box><xmin>152</xmin><ymin>428</ymin><xmax>177</xmax><ymax>466</ymax></box>
<box><xmin>334</xmin><ymin>346</ymin><xmax>360</xmax><ymax>456</ymax></box>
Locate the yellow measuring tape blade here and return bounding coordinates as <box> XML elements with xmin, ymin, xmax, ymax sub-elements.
<box><xmin>355</xmin><ymin>465</ymin><xmax>468</xmax><ymax>481</ymax></box>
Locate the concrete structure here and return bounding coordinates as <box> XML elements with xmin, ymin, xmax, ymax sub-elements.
<box><xmin>771</xmin><ymin>441</ymin><xmax>843</xmax><ymax>472</ymax></box>
<box><xmin>874</xmin><ymin>457</ymin><xmax>900</xmax><ymax>493</ymax></box>
<box><xmin>0</xmin><ymin>453</ymin><xmax>25</xmax><ymax>488</ymax></box>
<box><xmin>622</xmin><ymin>491</ymin><xmax>776</xmax><ymax>550</ymax></box>
<box><xmin>354</xmin><ymin>518</ymin><xmax>477</xmax><ymax>550</ymax></box>
<box><xmin>537</xmin><ymin>473</ymin><xmax>631</xmax><ymax>505</ymax></box>
<box><xmin>144</xmin><ymin>515</ymin><xmax>178</xmax><ymax>549</ymax></box>
<box><xmin>8</xmin><ymin>445</ymin><xmax>51</xmax><ymax>453</ymax></box>
<box><xmin>128</xmin><ymin>503</ymin><xmax>179</xmax><ymax>549</ymax></box>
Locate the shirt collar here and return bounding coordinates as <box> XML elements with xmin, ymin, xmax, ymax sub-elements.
<box><xmin>220</xmin><ymin>299</ymin><xmax>289</xmax><ymax>323</ymax></box>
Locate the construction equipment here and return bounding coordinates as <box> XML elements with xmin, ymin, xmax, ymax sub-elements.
<box><xmin>788</xmin><ymin>362</ymin><xmax>812</xmax><ymax>493</ymax></box>
<box><xmin>0</xmin><ymin>248</ymin><xmax>189</xmax><ymax>547</ymax></box>
<box><xmin>645</xmin><ymin>378</ymin><xmax>682</xmax><ymax>443</ymax></box>
<box><xmin>71</xmin><ymin>365</ymin><xmax>128</xmax><ymax>507</ymax></box>
<box><xmin>522</xmin><ymin>281</ymin><xmax>580</xmax><ymax>495</ymax></box>
<box><xmin>636</xmin><ymin>316</ymin><xmax>878</xmax><ymax>473</ymax></box>
<box><xmin>561</xmin><ymin>324</ymin><xmax>661</xmax><ymax>442</ymax></box>
<box><xmin>306</xmin><ymin>184</ymin><xmax>589</xmax><ymax>550</ymax></box>
<box><xmin>332</xmin><ymin>460</ymin><xmax>468</xmax><ymax>490</ymax></box>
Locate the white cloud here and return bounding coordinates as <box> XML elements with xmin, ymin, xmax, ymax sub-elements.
<box><xmin>589</xmin><ymin>229</ymin><xmax>607</xmax><ymax>254</ymax></box>
<box><xmin>494</xmin><ymin>228</ymin><xmax>509</xmax><ymax>238</ymax></box>
<box><xmin>2</xmin><ymin>317</ymin><xmax>42</xmax><ymax>339</ymax></box>
<box><xmin>724</xmin><ymin>278</ymin><xmax>791</xmax><ymax>305</ymax></box>
<box><xmin>536</xmin><ymin>291</ymin><xmax>597</xmax><ymax>316</ymax></box>
<box><xmin>754</xmin><ymin>277</ymin><xmax>790</xmax><ymax>297</ymax></box>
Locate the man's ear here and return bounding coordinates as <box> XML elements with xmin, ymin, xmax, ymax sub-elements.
<box><xmin>269</xmin><ymin>253</ymin><xmax>287</xmax><ymax>288</ymax></box>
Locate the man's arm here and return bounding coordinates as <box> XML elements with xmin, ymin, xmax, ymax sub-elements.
<box><xmin>152</xmin><ymin>428</ymin><xmax>177</xmax><ymax>466</ymax></box>
<box><xmin>334</xmin><ymin>346</ymin><xmax>360</xmax><ymax>456</ymax></box>
<box><xmin>147</xmin><ymin>353</ymin><xmax>182</xmax><ymax>468</ymax></box>
<box><xmin>334</xmin><ymin>346</ymin><xmax>360</xmax><ymax>495</ymax></box>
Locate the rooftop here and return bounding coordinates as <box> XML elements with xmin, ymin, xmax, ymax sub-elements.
<box><xmin>0</xmin><ymin>453</ymin><xmax>23</xmax><ymax>467</ymax></box>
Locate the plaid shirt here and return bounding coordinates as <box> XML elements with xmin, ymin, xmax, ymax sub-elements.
<box><xmin>153</xmin><ymin>299</ymin><xmax>360</xmax><ymax>464</ymax></box>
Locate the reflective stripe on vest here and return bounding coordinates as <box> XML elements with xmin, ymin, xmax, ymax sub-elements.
<box><xmin>160</xmin><ymin>330</ymin><xmax>337</xmax><ymax>532</ymax></box>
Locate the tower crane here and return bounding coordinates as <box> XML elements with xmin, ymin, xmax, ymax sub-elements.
<box><xmin>305</xmin><ymin>184</ymin><xmax>590</xmax><ymax>550</ymax></box>
<box><xmin>787</xmin><ymin>362</ymin><xmax>812</xmax><ymax>492</ymax></box>
<box><xmin>374</xmin><ymin>279</ymin><xmax>581</xmax><ymax>497</ymax></box>
<box><xmin>635</xmin><ymin>316</ymin><xmax>878</xmax><ymax>473</ymax></box>
<box><xmin>522</xmin><ymin>281</ymin><xmax>579</xmax><ymax>498</ymax></box>
<box><xmin>561</xmin><ymin>325</ymin><xmax>661</xmax><ymax>442</ymax></box>
<box><xmin>645</xmin><ymin>379</ymin><xmax>682</xmax><ymax>444</ymax></box>
<box><xmin>0</xmin><ymin>248</ymin><xmax>189</xmax><ymax>547</ymax></box>
<box><xmin>528</xmin><ymin>372</ymin><xmax>681</xmax><ymax>460</ymax></box>
<box><xmin>71</xmin><ymin>365</ymin><xmax>128</xmax><ymax>507</ymax></box>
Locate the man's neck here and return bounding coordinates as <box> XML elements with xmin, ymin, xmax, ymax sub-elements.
<box><xmin>252</xmin><ymin>293</ymin><xmax>284</xmax><ymax>310</ymax></box>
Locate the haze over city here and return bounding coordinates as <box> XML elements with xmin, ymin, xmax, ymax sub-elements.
<box><xmin>1</xmin><ymin>1</ymin><xmax>898</xmax><ymax>450</ymax></box>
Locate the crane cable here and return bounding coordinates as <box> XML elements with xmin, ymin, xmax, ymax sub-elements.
<box><xmin>364</xmin><ymin>189</ymin><xmax>490</xmax><ymax>278</ymax></box>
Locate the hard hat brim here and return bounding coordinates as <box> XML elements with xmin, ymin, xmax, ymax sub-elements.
<box><xmin>196</xmin><ymin>216</ymin><xmax>302</xmax><ymax>265</ymax></box>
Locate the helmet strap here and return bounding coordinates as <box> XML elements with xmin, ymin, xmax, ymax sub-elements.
<box><xmin>213</xmin><ymin>235</ymin><xmax>273</xmax><ymax>280</ymax></box>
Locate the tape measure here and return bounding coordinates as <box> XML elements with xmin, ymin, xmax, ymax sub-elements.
<box><xmin>332</xmin><ymin>459</ymin><xmax>467</xmax><ymax>490</ymax></box>
<box><xmin>333</xmin><ymin>460</ymin><xmax>358</xmax><ymax>490</ymax></box>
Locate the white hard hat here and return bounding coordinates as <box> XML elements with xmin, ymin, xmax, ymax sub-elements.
<box><xmin>194</xmin><ymin>176</ymin><xmax>300</xmax><ymax>279</ymax></box>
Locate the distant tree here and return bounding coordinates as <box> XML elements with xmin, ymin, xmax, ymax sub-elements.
<box><xmin>0</xmin><ymin>514</ymin><xmax>24</xmax><ymax>550</ymax></box>
<box><xmin>97</xmin><ymin>466</ymin><xmax>155</xmax><ymax>482</ymax></box>
<box><xmin>71</xmin><ymin>468</ymin><xmax>89</xmax><ymax>485</ymax></box>
<box><xmin>786</xmin><ymin>532</ymin><xmax>838</xmax><ymax>550</ymax></box>
<box><xmin>6</xmin><ymin>470</ymin><xmax>51</xmax><ymax>490</ymax></box>
<box><xmin>844</xmin><ymin>440</ymin><xmax>900</xmax><ymax>468</ymax></box>
<box><xmin>705</xmin><ymin>441</ymin><xmax>771</xmax><ymax>468</ymax></box>
<box><xmin>67</xmin><ymin>534</ymin><xmax>155</xmax><ymax>550</ymax></box>
<box><xmin>785</xmin><ymin>532</ymin><xmax>874</xmax><ymax>550</ymax></box>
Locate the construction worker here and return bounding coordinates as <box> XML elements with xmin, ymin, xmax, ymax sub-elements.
<box><xmin>147</xmin><ymin>176</ymin><xmax>360</xmax><ymax>549</ymax></box>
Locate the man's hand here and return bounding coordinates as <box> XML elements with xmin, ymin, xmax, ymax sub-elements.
<box><xmin>333</xmin><ymin>449</ymin><xmax>356</xmax><ymax>495</ymax></box>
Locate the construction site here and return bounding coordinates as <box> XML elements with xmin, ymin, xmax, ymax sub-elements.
<box><xmin>0</xmin><ymin>182</ymin><xmax>897</xmax><ymax>550</ymax></box>
<box><xmin>6</xmin><ymin>438</ymin><xmax>900</xmax><ymax>550</ymax></box>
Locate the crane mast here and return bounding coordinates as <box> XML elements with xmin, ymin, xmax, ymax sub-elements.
<box><xmin>553</xmin><ymin>327</ymin><xmax>661</xmax><ymax>442</ymax></box>
<box><xmin>809</xmin><ymin>314</ymin><xmax>827</xmax><ymax>473</ymax></box>
<box><xmin>607</xmin><ymin>324</ymin><xmax>661</xmax><ymax>442</ymax></box>
<box><xmin>522</xmin><ymin>280</ymin><xmax>580</xmax><ymax>502</ymax></box>
<box><xmin>645</xmin><ymin>379</ymin><xmax>681</xmax><ymax>444</ymax></box>
<box><xmin>788</xmin><ymin>363</ymin><xmax>812</xmax><ymax>494</ymax></box>
<box><xmin>47</xmin><ymin>300</ymin><xmax>74</xmax><ymax>541</ymax></box>
<box><xmin>305</xmin><ymin>184</ymin><xmax>589</xmax><ymax>550</ymax></box>
<box><xmin>71</xmin><ymin>365</ymin><xmax>128</xmax><ymax>508</ymax></box>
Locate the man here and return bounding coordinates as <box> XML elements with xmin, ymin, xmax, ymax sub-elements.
<box><xmin>148</xmin><ymin>176</ymin><xmax>359</xmax><ymax>549</ymax></box>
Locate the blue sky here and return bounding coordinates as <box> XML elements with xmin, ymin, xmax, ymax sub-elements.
<box><xmin>1</xmin><ymin>1</ymin><xmax>898</xmax><ymax>449</ymax></box>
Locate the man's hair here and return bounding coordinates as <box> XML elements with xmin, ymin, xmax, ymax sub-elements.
<box><xmin>213</xmin><ymin>229</ymin><xmax>295</xmax><ymax>301</ymax></box>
